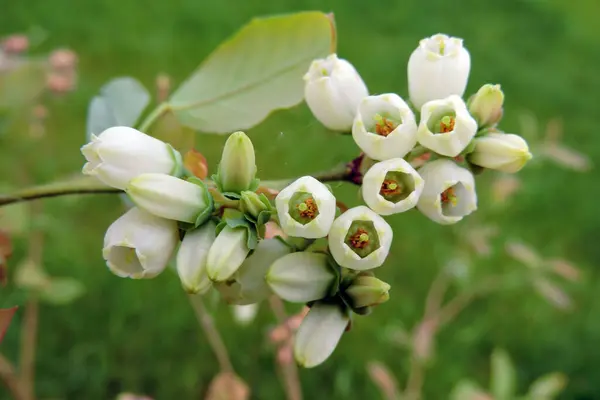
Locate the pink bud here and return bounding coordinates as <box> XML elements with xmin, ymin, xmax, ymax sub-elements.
<box><xmin>49</xmin><ymin>48</ymin><xmax>78</xmax><ymax>70</ymax></box>
<box><xmin>2</xmin><ymin>35</ymin><xmax>29</xmax><ymax>54</ymax></box>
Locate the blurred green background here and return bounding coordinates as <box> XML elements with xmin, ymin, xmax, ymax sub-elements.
<box><xmin>1</xmin><ymin>0</ymin><xmax>599</xmax><ymax>398</ymax></box>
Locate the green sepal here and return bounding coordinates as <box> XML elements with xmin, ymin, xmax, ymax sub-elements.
<box><xmin>186</xmin><ymin>176</ymin><xmax>215</xmax><ymax>228</ymax></box>
<box><xmin>248</xmin><ymin>178</ymin><xmax>261</xmax><ymax>192</ymax></box>
<box><xmin>216</xmin><ymin>208</ymin><xmax>258</xmax><ymax>250</ymax></box>
<box><xmin>210</xmin><ymin>173</ymin><xmax>260</xmax><ymax>198</ymax></box>
<box><xmin>167</xmin><ymin>144</ymin><xmax>184</xmax><ymax>178</ymax></box>
<box><xmin>324</xmin><ymin>252</ymin><xmax>342</xmax><ymax>297</ymax></box>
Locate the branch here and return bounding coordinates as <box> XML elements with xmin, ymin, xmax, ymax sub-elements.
<box><xmin>0</xmin><ymin>162</ymin><xmax>358</xmax><ymax>208</ymax></box>
<box><xmin>0</xmin><ymin>353</ymin><xmax>27</xmax><ymax>400</ymax></box>
<box><xmin>187</xmin><ymin>295</ymin><xmax>234</xmax><ymax>374</ymax></box>
<box><xmin>268</xmin><ymin>296</ymin><xmax>303</xmax><ymax>400</ymax></box>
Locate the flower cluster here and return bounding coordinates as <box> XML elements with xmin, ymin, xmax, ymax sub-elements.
<box><xmin>305</xmin><ymin>34</ymin><xmax>532</xmax><ymax>225</ymax></box>
<box><xmin>81</xmin><ymin>33</ymin><xmax>532</xmax><ymax>369</ymax></box>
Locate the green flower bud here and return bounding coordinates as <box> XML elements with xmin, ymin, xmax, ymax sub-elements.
<box><xmin>240</xmin><ymin>191</ymin><xmax>271</xmax><ymax>220</ymax></box>
<box><xmin>216</xmin><ymin>131</ymin><xmax>257</xmax><ymax>194</ymax></box>
<box><xmin>468</xmin><ymin>84</ymin><xmax>504</xmax><ymax>127</ymax></box>
<box><xmin>344</xmin><ymin>275</ymin><xmax>390</xmax><ymax>309</ymax></box>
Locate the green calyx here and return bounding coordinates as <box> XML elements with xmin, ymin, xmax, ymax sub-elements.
<box><xmin>379</xmin><ymin>171</ymin><xmax>415</xmax><ymax>203</ymax></box>
<box><xmin>344</xmin><ymin>220</ymin><xmax>380</xmax><ymax>258</ymax></box>
<box><xmin>288</xmin><ymin>191</ymin><xmax>320</xmax><ymax>225</ymax></box>
<box><xmin>216</xmin><ymin>208</ymin><xmax>258</xmax><ymax>250</ymax></box>
<box><xmin>187</xmin><ymin>177</ymin><xmax>215</xmax><ymax>228</ymax></box>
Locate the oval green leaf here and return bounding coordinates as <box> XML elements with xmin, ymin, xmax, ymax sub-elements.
<box><xmin>169</xmin><ymin>11</ymin><xmax>336</xmax><ymax>133</ymax></box>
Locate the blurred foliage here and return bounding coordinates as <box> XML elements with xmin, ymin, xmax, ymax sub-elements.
<box><xmin>1</xmin><ymin>0</ymin><xmax>599</xmax><ymax>399</ymax></box>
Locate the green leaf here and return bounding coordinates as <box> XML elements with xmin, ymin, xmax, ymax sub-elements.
<box><xmin>491</xmin><ymin>348</ymin><xmax>517</xmax><ymax>400</ymax></box>
<box><xmin>450</xmin><ymin>380</ymin><xmax>492</xmax><ymax>400</ymax></box>
<box><xmin>169</xmin><ymin>11</ymin><xmax>335</xmax><ymax>133</ymax></box>
<box><xmin>86</xmin><ymin>77</ymin><xmax>150</xmax><ymax>139</ymax></box>
<box><xmin>0</xmin><ymin>61</ymin><xmax>47</xmax><ymax>109</ymax></box>
<box><xmin>39</xmin><ymin>277</ymin><xmax>85</xmax><ymax>305</ymax></box>
<box><xmin>527</xmin><ymin>373</ymin><xmax>567</xmax><ymax>399</ymax></box>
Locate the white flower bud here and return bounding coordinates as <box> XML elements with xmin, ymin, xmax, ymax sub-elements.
<box><xmin>275</xmin><ymin>176</ymin><xmax>336</xmax><ymax>239</ymax></box>
<box><xmin>352</xmin><ymin>94</ymin><xmax>418</xmax><ymax>160</ymax></box>
<box><xmin>176</xmin><ymin>221</ymin><xmax>216</xmax><ymax>294</ymax></box>
<box><xmin>304</xmin><ymin>54</ymin><xmax>368</xmax><ymax>131</ymax></box>
<box><xmin>417</xmin><ymin>95</ymin><xmax>478</xmax><ymax>157</ymax></box>
<box><xmin>81</xmin><ymin>126</ymin><xmax>181</xmax><ymax>190</ymax></box>
<box><xmin>362</xmin><ymin>158</ymin><xmax>424</xmax><ymax>215</ymax></box>
<box><xmin>126</xmin><ymin>174</ymin><xmax>211</xmax><ymax>224</ymax></box>
<box><xmin>266</xmin><ymin>252</ymin><xmax>336</xmax><ymax>303</ymax></box>
<box><xmin>468</xmin><ymin>133</ymin><xmax>532</xmax><ymax>173</ymax></box>
<box><xmin>328</xmin><ymin>206</ymin><xmax>393</xmax><ymax>270</ymax></box>
<box><xmin>294</xmin><ymin>302</ymin><xmax>349</xmax><ymax>368</ymax></box>
<box><xmin>231</xmin><ymin>304</ymin><xmax>259</xmax><ymax>326</ymax></box>
<box><xmin>416</xmin><ymin>159</ymin><xmax>477</xmax><ymax>225</ymax></box>
<box><xmin>102</xmin><ymin>207</ymin><xmax>178</xmax><ymax>279</ymax></box>
<box><xmin>216</xmin><ymin>238</ymin><xmax>291</xmax><ymax>305</ymax></box>
<box><xmin>408</xmin><ymin>34</ymin><xmax>471</xmax><ymax>109</ymax></box>
<box><xmin>468</xmin><ymin>84</ymin><xmax>504</xmax><ymax>127</ymax></box>
<box><xmin>206</xmin><ymin>226</ymin><xmax>250</xmax><ymax>282</ymax></box>
<box><xmin>216</xmin><ymin>131</ymin><xmax>257</xmax><ymax>194</ymax></box>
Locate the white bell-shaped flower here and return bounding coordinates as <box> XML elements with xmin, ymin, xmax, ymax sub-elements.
<box><xmin>216</xmin><ymin>238</ymin><xmax>291</xmax><ymax>305</ymax></box>
<box><xmin>362</xmin><ymin>158</ymin><xmax>424</xmax><ymax>215</ymax></box>
<box><xmin>176</xmin><ymin>221</ymin><xmax>216</xmax><ymax>294</ymax></box>
<box><xmin>275</xmin><ymin>176</ymin><xmax>336</xmax><ymax>239</ymax></box>
<box><xmin>328</xmin><ymin>206</ymin><xmax>393</xmax><ymax>270</ymax></box>
<box><xmin>416</xmin><ymin>159</ymin><xmax>477</xmax><ymax>225</ymax></box>
<box><xmin>417</xmin><ymin>95</ymin><xmax>478</xmax><ymax>157</ymax></box>
<box><xmin>126</xmin><ymin>174</ymin><xmax>212</xmax><ymax>224</ymax></box>
<box><xmin>81</xmin><ymin>126</ymin><xmax>181</xmax><ymax>190</ymax></box>
<box><xmin>294</xmin><ymin>302</ymin><xmax>349</xmax><ymax>368</ymax></box>
<box><xmin>102</xmin><ymin>207</ymin><xmax>178</xmax><ymax>279</ymax></box>
<box><xmin>304</xmin><ymin>54</ymin><xmax>368</xmax><ymax>131</ymax></box>
<box><xmin>352</xmin><ymin>94</ymin><xmax>418</xmax><ymax>160</ymax></box>
<box><xmin>408</xmin><ymin>33</ymin><xmax>471</xmax><ymax>109</ymax></box>
<box><xmin>206</xmin><ymin>226</ymin><xmax>250</xmax><ymax>282</ymax></box>
<box><xmin>468</xmin><ymin>133</ymin><xmax>532</xmax><ymax>173</ymax></box>
<box><xmin>266</xmin><ymin>252</ymin><xmax>337</xmax><ymax>303</ymax></box>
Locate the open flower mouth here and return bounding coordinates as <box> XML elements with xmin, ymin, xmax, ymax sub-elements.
<box><xmin>423</xmin><ymin>35</ymin><xmax>461</xmax><ymax>56</ymax></box>
<box><xmin>368</xmin><ymin>113</ymin><xmax>401</xmax><ymax>137</ymax></box>
<box><xmin>440</xmin><ymin>182</ymin><xmax>470</xmax><ymax>217</ymax></box>
<box><xmin>288</xmin><ymin>191</ymin><xmax>320</xmax><ymax>225</ymax></box>
<box><xmin>344</xmin><ymin>220</ymin><xmax>381</xmax><ymax>258</ymax></box>
<box><xmin>427</xmin><ymin>108</ymin><xmax>457</xmax><ymax>135</ymax></box>
<box><xmin>106</xmin><ymin>245</ymin><xmax>144</xmax><ymax>275</ymax></box>
<box><xmin>379</xmin><ymin>171</ymin><xmax>415</xmax><ymax>203</ymax></box>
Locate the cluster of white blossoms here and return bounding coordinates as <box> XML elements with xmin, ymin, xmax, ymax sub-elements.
<box><xmin>304</xmin><ymin>34</ymin><xmax>533</xmax><ymax>226</ymax></box>
<box><xmin>80</xmin><ymin>33</ymin><xmax>532</xmax><ymax>370</ymax></box>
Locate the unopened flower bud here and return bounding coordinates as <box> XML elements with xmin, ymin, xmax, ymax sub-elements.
<box><xmin>240</xmin><ymin>191</ymin><xmax>271</xmax><ymax>220</ymax></box>
<box><xmin>352</xmin><ymin>94</ymin><xmax>418</xmax><ymax>160</ymax></box>
<box><xmin>266</xmin><ymin>252</ymin><xmax>337</xmax><ymax>303</ymax></box>
<box><xmin>344</xmin><ymin>275</ymin><xmax>390</xmax><ymax>309</ymax></box>
<box><xmin>275</xmin><ymin>176</ymin><xmax>336</xmax><ymax>239</ymax></box>
<box><xmin>215</xmin><ymin>131</ymin><xmax>257</xmax><ymax>194</ymax></box>
<box><xmin>468</xmin><ymin>84</ymin><xmax>504</xmax><ymax>127</ymax></box>
<box><xmin>294</xmin><ymin>302</ymin><xmax>349</xmax><ymax>368</ymax></box>
<box><xmin>417</xmin><ymin>159</ymin><xmax>477</xmax><ymax>225</ymax></box>
<box><xmin>176</xmin><ymin>221</ymin><xmax>216</xmax><ymax>294</ymax></box>
<box><xmin>304</xmin><ymin>54</ymin><xmax>368</xmax><ymax>131</ymax></box>
<box><xmin>2</xmin><ymin>35</ymin><xmax>29</xmax><ymax>54</ymax></box>
<box><xmin>468</xmin><ymin>133</ymin><xmax>532</xmax><ymax>173</ymax></box>
<box><xmin>328</xmin><ymin>206</ymin><xmax>393</xmax><ymax>270</ymax></box>
<box><xmin>408</xmin><ymin>34</ymin><xmax>471</xmax><ymax>109</ymax></box>
<box><xmin>126</xmin><ymin>174</ymin><xmax>212</xmax><ymax>224</ymax></box>
<box><xmin>81</xmin><ymin>126</ymin><xmax>182</xmax><ymax>190</ymax></box>
<box><xmin>206</xmin><ymin>226</ymin><xmax>250</xmax><ymax>282</ymax></box>
<box><xmin>216</xmin><ymin>238</ymin><xmax>291</xmax><ymax>305</ymax></box>
<box><xmin>49</xmin><ymin>48</ymin><xmax>78</xmax><ymax>71</ymax></box>
<box><xmin>417</xmin><ymin>95</ymin><xmax>478</xmax><ymax>157</ymax></box>
<box><xmin>102</xmin><ymin>207</ymin><xmax>178</xmax><ymax>279</ymax></box>
<box><xmin>362</xmin><ymin>158</ymin><xmax>424</xmax><ymax>215</ymax></box>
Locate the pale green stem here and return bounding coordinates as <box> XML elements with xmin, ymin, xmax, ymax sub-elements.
<box><xmin>137</xmin><ymin>102</ymin><xmax>171</xmax><ymax>132</ymax></box>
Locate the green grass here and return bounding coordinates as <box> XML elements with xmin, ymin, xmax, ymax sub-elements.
<box><xmin>2</xmin><ymin>0</ymin><xmax>600</xmax><ymax>398</ymax></box>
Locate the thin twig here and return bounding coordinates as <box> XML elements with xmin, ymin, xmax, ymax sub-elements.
<box><xmin>268</xmin><ymin>296</ymin><xmax>303</xmax><ymax>400</ymax></box>
<box><xmin>423</xmin><ymin>269</ymin><xmax>450</xmax><ymax>319</ymax></box>
<box><xmin>0</xmin><ymin>353</ymin><xmax>27</xmax><ymax>400</ymax></box>
<box><xmin>187</xmin><ymin>295</ymin><xmax>234</xmax><ymax>373</ymax></box>
<box><xmin>403</xmin><ymin>357</ymin><xmax>424</xmax><ymax>400</ymax></box>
